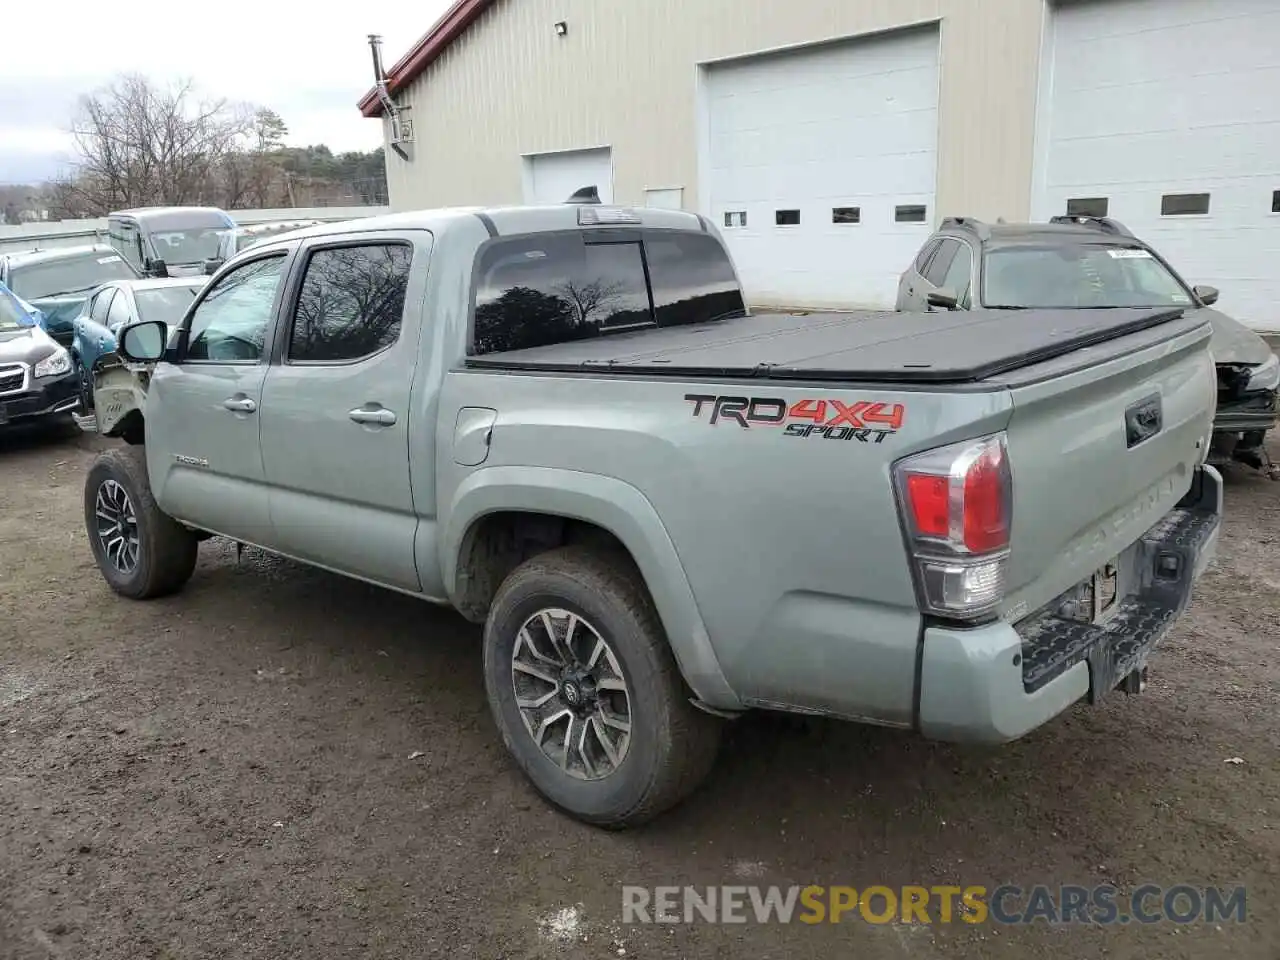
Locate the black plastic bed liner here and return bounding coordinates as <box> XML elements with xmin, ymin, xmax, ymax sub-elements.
<box><xmin>464</xmin><ymin>306</ymin><xmax>1200</xmax><ymax>384</ymax></box>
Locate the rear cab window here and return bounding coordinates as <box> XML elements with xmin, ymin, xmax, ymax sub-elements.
<box><xmin>471</xmin><ymin>230</ymin><xmax>744</xmax><ymax>355</ymax></box>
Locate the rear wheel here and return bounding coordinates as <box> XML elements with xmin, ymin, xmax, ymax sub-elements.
<box><xmin>84</xmin><ymin>446</ymin><xmax>198</xmax><ymax>599</ymax></box>
<box><xmin>483</xmin><ymin>546</ymin><xmax>722</xmax><ymax>828</ymax></box>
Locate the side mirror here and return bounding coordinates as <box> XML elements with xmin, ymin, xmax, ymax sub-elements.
<box><xmin>927</xmin><ymin>287</ymin><xmax>959</xmax><ymax>310</ymax></box>
<box><xmin>145</xmin><ymin>258</ymin><xmax>170</xmax><ymax>278</ymax></box>
<box><xmin>202</xmin><ymin>257</ymin><xmax>225</xmax><ymax>276</ymax></box>
<box><xmin>117</xmin><ymin>319</ymin><xmax>168</xmax><ymax>362</ymax></box>
<box><xmin>1193</xmin><ymin>285</ymin><xmax>1219</xmax><ymax>306</ymax></box>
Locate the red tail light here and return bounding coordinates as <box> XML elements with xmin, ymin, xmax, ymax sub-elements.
<box><xmin>895</xmin><ymin>434</ymin><xmax>1012</xmax><ymax>619</ymax></box>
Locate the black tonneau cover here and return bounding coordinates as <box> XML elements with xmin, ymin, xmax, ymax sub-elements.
<box><xmin>464</xmin><ymin>307</ymin><xmax>1198</xmax><ymax>384</ymax></box>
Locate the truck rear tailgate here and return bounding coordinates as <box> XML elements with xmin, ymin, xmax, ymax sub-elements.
<box><xmin>991</xmin><ymin>317</ymin><xmax>1216</xmax><ymax>621</ymax></box>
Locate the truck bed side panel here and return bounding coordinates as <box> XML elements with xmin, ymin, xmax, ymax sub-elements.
<box><xmin>437</xmin><ymin>371</ymin><xmax>1013</xmax><ymax>725</ymax></box>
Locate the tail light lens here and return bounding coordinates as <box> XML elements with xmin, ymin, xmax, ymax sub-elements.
<box><xmin>894</xmin><ymin>434</ymin><xmax>1012</xmax><ymax>620</ymax></box>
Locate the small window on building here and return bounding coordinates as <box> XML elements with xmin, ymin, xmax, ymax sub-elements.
<box><xmin>724</xmin><ymin>211</ymin><xmax>747</xmax><ymax>228</ymax></box>
<box><xmin>1272</xmin><ymin>190</ymin><xmax>1280</xmax><ymax>214</ymax></box>
<box><xmin>1161</xmin><ymin>193</ymin><xmax>1210</xmax><ymax>216</ymax></box>
<box><xmin>1066</xmin><ymin>197</ymin><xmax>1109</xmax><ymax>218</ymax></box>
<box><xmin>832</xmin><ymin>207</ymin><xmax>861</xmax><ymax>224</ymax></box>
<box><xmin>289</xmin><ymin>244</ymin><xmax>413</xmax><ymax>363</ymax></box>
<box><xmin>775</xmin><ymin>209</ymin><xmax>801</xmax><ymax>226</ymax></box>
<box><xmin>895</xmin><ymin>205</ymin><xmax>927</xmax><ymax>224</ymax></box>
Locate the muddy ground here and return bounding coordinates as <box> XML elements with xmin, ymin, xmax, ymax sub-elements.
<box><xmin>1</xmin><ymin>424</ymin><xmax>1277</xmax><ymax>960</ymax></box>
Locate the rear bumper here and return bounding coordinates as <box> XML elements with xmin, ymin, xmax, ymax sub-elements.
<box><xmin>0</xmin><ymin>370</ymin><xmax>80</xmax><ymax>425</ymax></box>
<box><xmin>918</xmin><ymin>464</ymin><xmax>1222</xmax><ymax>743</ymax></box>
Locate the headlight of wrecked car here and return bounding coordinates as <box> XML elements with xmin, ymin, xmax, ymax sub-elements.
<box><xmin>1246</xmin><ymin>353</ymin><xmax>1280</xmax><ymax>392</ymax></box>
<box><xmin>33</xmin><ymin>346</ymin><xmax>72</xmax><ymax>378</ymax></box>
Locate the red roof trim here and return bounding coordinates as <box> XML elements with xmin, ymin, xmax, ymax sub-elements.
<box><xmin>358</xmin><ymin>0</ymin><xmax>498</xmax><ymax>117</ymax></box>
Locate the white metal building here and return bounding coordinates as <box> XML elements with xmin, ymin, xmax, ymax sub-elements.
<box><xmin>361</xmin><ymin>0</ymin><xmax>1280</xmax><ymax>329</ymax></box>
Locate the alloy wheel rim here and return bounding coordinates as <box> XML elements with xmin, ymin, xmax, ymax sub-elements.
<box><xmin>94</xmin><ymin>479</ymin><xmax>140</xmax><ymax>574</ymax></box>
<box><xmin>510</xmin><ymin>607</ymin><xmax>632</xmax><ymax>781</ymax></box>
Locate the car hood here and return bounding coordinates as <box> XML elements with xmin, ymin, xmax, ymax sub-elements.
<box><xmin>0</xmin><ymin>323</ymin><xmax>58</xmax><ymax>365</ymax></box>
<box><xmin>1194</xmin><ymin>306</ymin><xmax>1274</xmax><ymax>365</ymax></box>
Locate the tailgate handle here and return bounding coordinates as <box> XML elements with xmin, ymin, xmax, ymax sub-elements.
<box><xmin>1125</xmin><ymin>394</ymin><xmax>1163</xmax><ymax>448</ymax></box>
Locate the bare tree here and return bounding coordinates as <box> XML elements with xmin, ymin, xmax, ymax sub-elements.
<box><xmin>63</xmin><ymin>74</ymin><xmax>254</xmax><ymax>214</ymax></box>
<box><xmin>554</xmin><ymin>279</ymin><xmax>626</xmax><ymax>327</ymax></box>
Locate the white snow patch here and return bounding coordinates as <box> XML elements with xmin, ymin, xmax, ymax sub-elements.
<box><xmin>538</xmin><ymin>905</ymin><xmax>585</xmax><ymax>944</ymax></box>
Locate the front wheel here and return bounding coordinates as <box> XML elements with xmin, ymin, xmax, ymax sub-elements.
<box><xmin>84</xmin><ymin>446</ymin><xmax>199</xmax><ymax>599</ymax></box>
<box><xmin>483</xmin><ymin>546</ymin><xmax>722</xmax><ymax>828</ymax></box>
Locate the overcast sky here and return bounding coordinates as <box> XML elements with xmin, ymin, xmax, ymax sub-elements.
<box><xmin>0</xmin><ymin>0</ymin><xmax>452</xmax><ymax>184</ymax></box>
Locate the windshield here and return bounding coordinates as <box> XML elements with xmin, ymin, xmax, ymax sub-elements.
<box><xmin>134</xmin><ymin>286</ymin><xmax>201</xmax><ymax>328</ymax></box>
<box><xmin>149</xmin><ymin>228</ymin><xmax>226</xmax><ymax>266</ymax></box>
<box><xmin>8</xmin><ymin>253</ymin><xmax>135</xmax><ymax>300</ymax></box>
<box><xmin>0</xmin><ymin>290</ymin><xmax>29</xmax><ymax>331</ymax></box>
<box><xmin>983</xmin><ymin>245</ymin><xmax>1193</xmax><ymax>309</ymax></box>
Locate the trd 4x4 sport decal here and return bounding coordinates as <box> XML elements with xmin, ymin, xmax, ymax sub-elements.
<box><xmin>684</xmin><ymin>394</ymin><xmax>905</xmax><ymax>443</ymax></box>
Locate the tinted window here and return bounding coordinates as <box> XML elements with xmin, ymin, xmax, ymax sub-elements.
<box><xmin>644</xmin><ymin>233</ymin><xmax>745</xmax><ymax>327</ymax></box>
<box><xmin>473</xmin><ymin>233</ymin><xmax>651</xmax><ymax>354</ymax></box>
<box><xmin>1066</xmin><ymin>197</ymin><xmax>1109</xmax><ymax>218</ymax></box>
<box><xmin>832</xmin><ymin>207</ymin><xmax>861</xmax><ymax>224</ymax></box>
<box><xmin>896</xmin><ymin>205</ymin><xmax>928</xmax><ymax>224</ymax></box>
<box><xmin>775</xmin><ymin>210</ymin><xmax>800</xmax><ymax>226</ymax></box>
<box><xmin>186</xmin><ymin>256</ymin><xmax>285</xmax><ymax>363</ymax></box>
<box><xmin>8</xmin><ymin>252</ymin><xmax>134</xmax><ymax>300</ymax></box>
<box><xmin>1161</xmin><ymin>193</ymin><xmax>1210</xmax><ymax>216</ymax></box>
<box><xmin>914</xmin><ymin>240</ymin><xmax>941</xmax><ymax>273</ymax></box>
<box><xmin>106</xmin><ymin>290</ymin><xmax>133</xmax><ymax>329</ymax></box>
<box><xmin>1273</xmin><ymin>190</ymin><xmax>1280</xmax><ymax>214</ymax></box>
<box><xmin>135</xmin><ymin>286</ymin><xmax>200</xmax><ymax>329</ymax></box>
<box><xmin>924</xmin><ymin>239</ymin><xmax>960</xmax><ymax>286</ymax></box>
<box><xmin>289</xmin><ymin>244</ymin><xmax>412</xmax><ymax>363</ymax></box>
<box><xmin>90</xmin><ymin>289</ymin><xmax>115</xmax><ymax>324</ymax></box>
<box><xmin>940</xmin><ymin>243</ymin><xmax>973</xmax><ymax>302</ymax></box>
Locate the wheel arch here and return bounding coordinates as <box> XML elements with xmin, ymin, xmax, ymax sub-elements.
<box><xmin>442</xmin><ymin>466</ymin><xmax>740</xmax><ymax>710</ymax></box>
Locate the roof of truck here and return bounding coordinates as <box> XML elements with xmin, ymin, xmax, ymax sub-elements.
<box><xmin>0</xmin><ymin>244</ymin><xmax>116</xmax><ymax>267</ymax></box>
<box><xmin>246</xmin><ymin>204</ymin><xmax>711</xmax><ymax>247</ymax></box>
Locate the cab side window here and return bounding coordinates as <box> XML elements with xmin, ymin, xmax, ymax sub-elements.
<box><xmin>923</xmin><ymin>239</ymin><xmax>960</xmax><ymax>287</ymax></box>
<box><xmin>287</xmin><ymin>244</ymin><xmax>413</xmax><ymax>363</ymax></box>
<box><xmin>940</xmin><ymin>244</ymin><xmax>974</xmax><ymax>305</ymax></box>
<box><xmin>106</xmin><ymin>290</ymin><xmax>133</xmax><ymax>329</ymax></box>
<box><xmin>186</xmin><ymin>255</ymin><xmax>286</xmax><ymax>363</ymax></box>
<box><xmin>90</xmin><ymin>289</ymin><xmax>115</xmax><ymax>325</ymax></box>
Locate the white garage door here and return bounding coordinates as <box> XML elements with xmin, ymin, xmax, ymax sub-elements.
<box><xmin>702</xmin><ymin>28</ymin><xmax>940</xmax><ymax>309</ymax></box>
<box><xmin>524</xmin><ymin>148</ymin><xmax>613</xmax><ymax>205</ymax></box>
<box><xmin>1033</xmin><ymin>0</ymin><xmax>1280</xmax><ymax>331</ymax></box>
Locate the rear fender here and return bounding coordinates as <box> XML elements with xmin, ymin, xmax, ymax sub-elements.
<box><xmin>442</xmin><ymin>465</ymin><xmax>741</xmax><ymax>710</ymax></box>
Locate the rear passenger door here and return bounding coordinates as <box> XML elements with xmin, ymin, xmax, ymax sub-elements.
<box><xmin>899</xmin><ymin>239</ymin><xmax>941</xmax><ymax>310</ymax></box>
<box><xmin>259</xmin><ymin>232</ymin><xmax>429</xmax><ymax>592</ymax></box>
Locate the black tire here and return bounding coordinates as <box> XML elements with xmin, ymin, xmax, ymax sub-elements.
<box><xmin>74</xmin><ymin>355</ymin><xmax>94</xmax><ymax>412</ymax></box>
<box><xmin>483</xmin><ymin>545</ymin><xmax>722</xmax><ymax>828</ymax></box>
<box><xmin>84</xmin><ymin>445</ymin><xmax>199</xmax><ymax>599</ymax></box>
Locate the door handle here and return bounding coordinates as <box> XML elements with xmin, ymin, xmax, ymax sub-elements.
<box><xmin>349</xmin><ymin>406</ymin><xmax>397</xmax><ymax>426</ymax></box>
<box><xmin>222</xmin><ymin>396</ymin><xmax>257</xmax><ymax>413</ymax></box>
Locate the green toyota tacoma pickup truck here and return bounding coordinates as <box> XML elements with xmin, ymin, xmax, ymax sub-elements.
<box><xmin>86</xmin><ymin>202</ymin><xmax>1222</xmax><ymax>827</ymax></box>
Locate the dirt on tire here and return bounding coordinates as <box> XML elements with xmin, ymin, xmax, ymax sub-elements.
<box><xmin>1</xmin><ymin>423</ymin><xmax>1278</xmax><ymax>959</ymax></box>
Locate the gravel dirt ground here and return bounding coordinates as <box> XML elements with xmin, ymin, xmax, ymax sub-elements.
<box><xmin>1</xmin><ymin>424</ymin><xmax>1277</xmax><ymax>960</ymax></box>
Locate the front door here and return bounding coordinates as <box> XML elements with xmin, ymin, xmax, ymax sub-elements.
<box><xmin>258</xmin><ymin>235</ymin><xmax>425</xmax><ymax>592</ymax></box>
<box><xmin>145</xmin><ymin>253</ymin><xmax>290</xmax><ymax>544</ymax></box>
